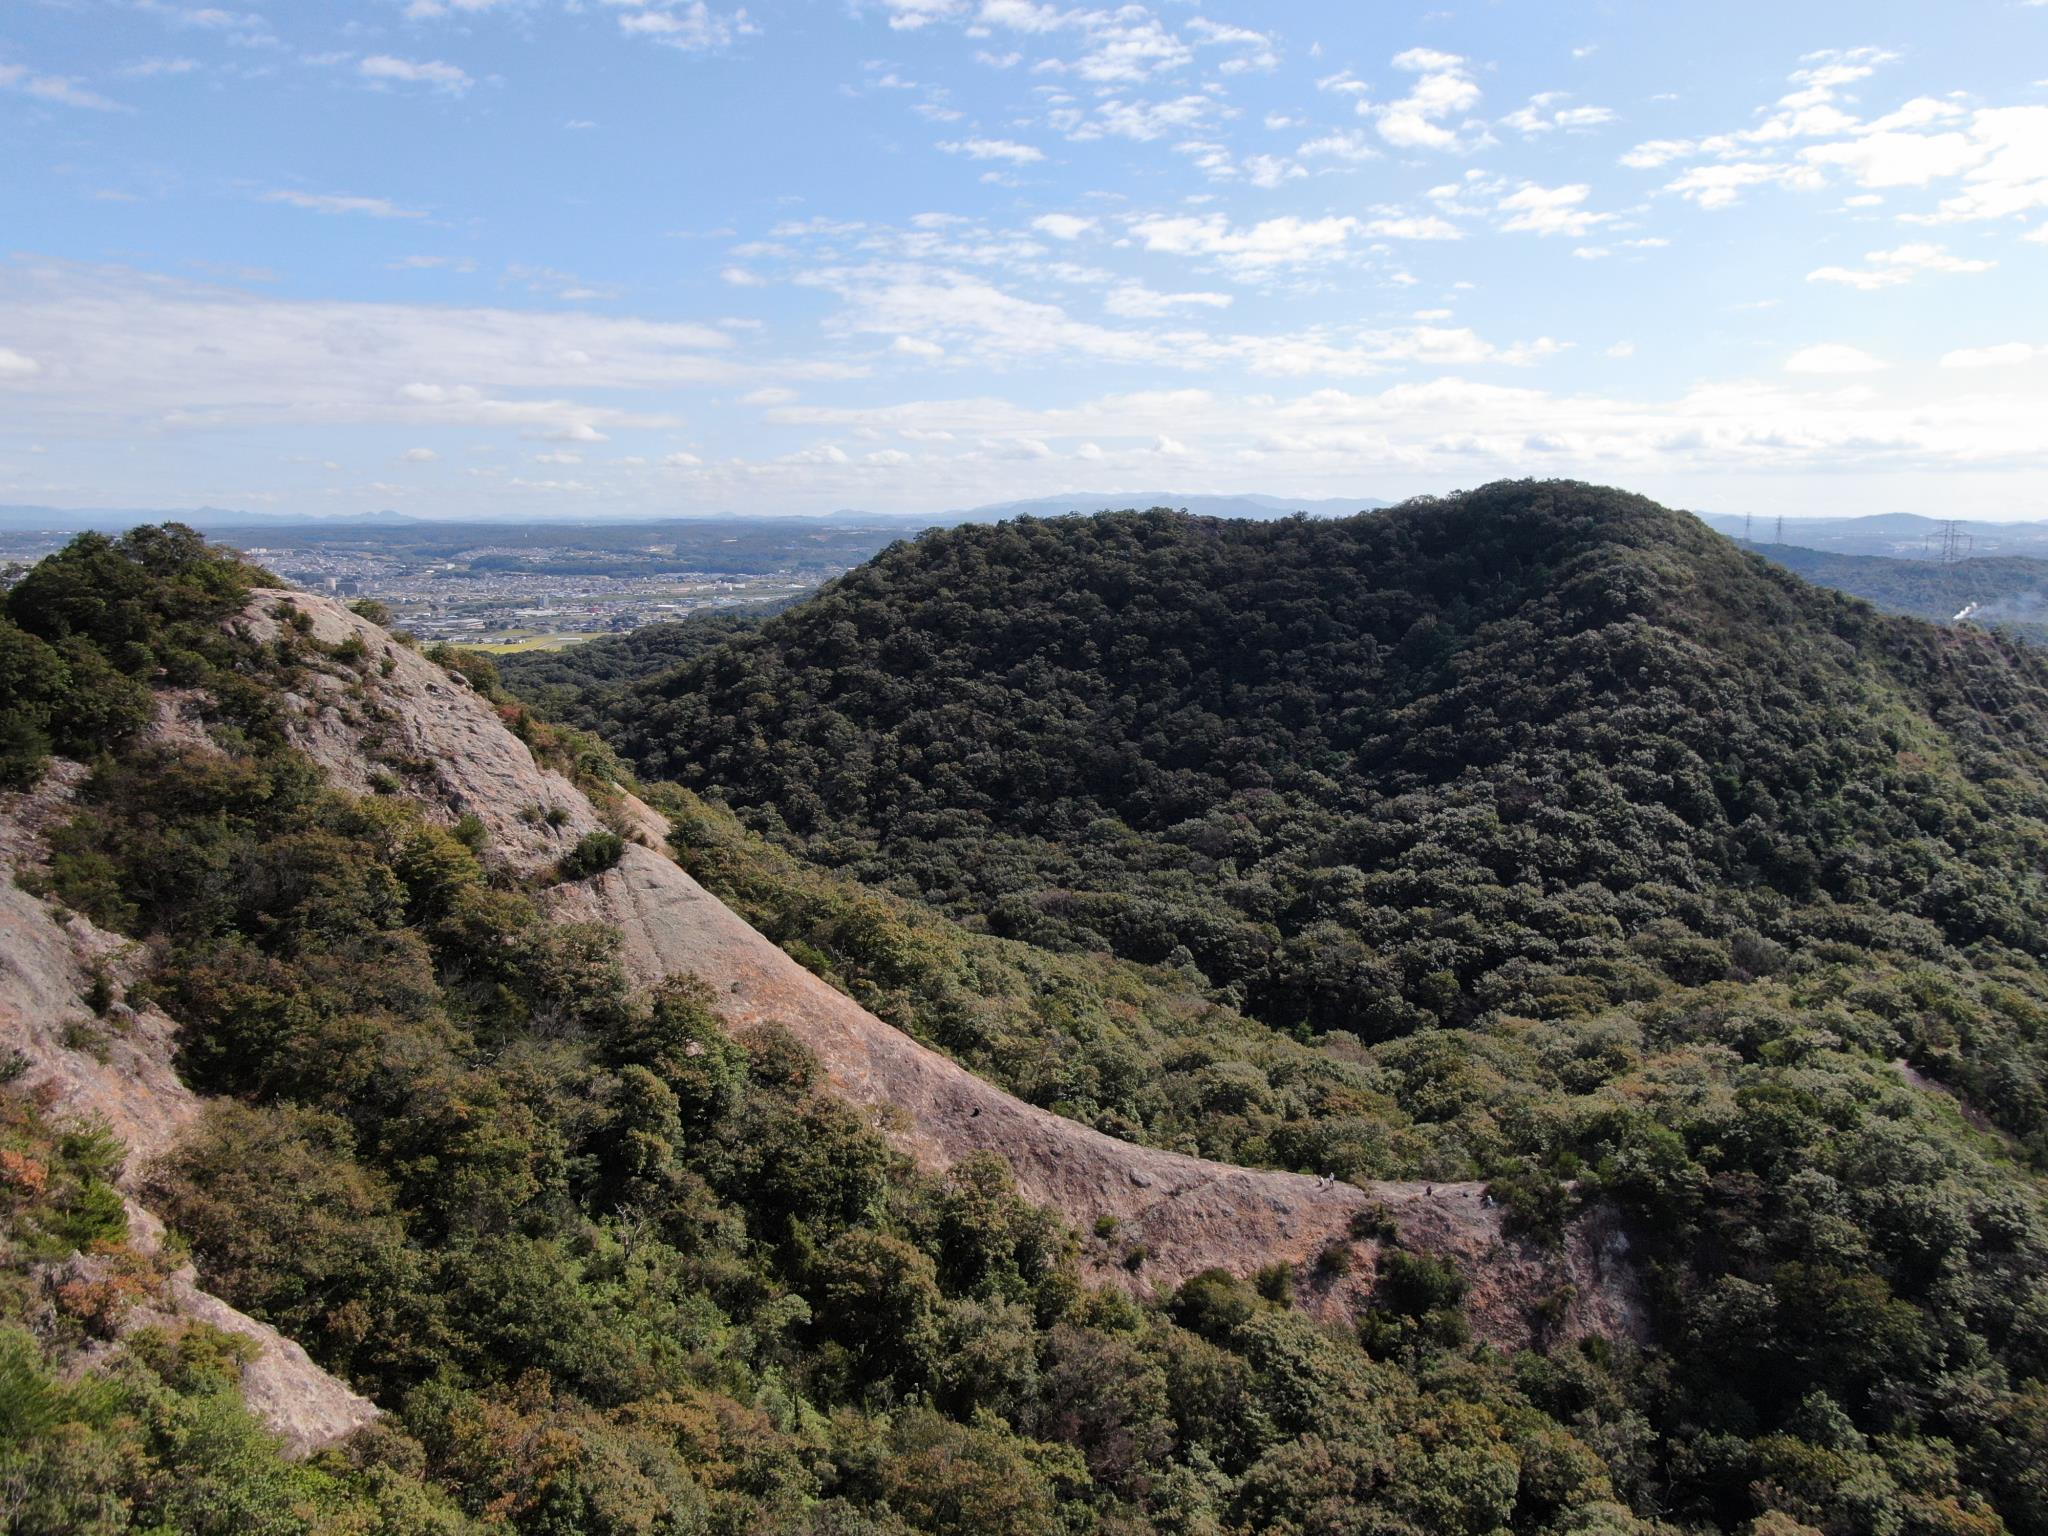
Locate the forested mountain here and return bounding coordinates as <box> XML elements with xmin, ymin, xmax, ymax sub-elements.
<box><xmin>590</xmin><ymin>481</ymin><xmax>2048</xmax><ymax>1071</ymax></box>
<box><xmin>16</xmin><ymin>504</ymin><xmax>2048</xmax><ymax>1534</ymax></box>
<box><xmin>495</xmin><ymin>479</ymin><xmax>2048</xmax><ymax>1532</ymax></box>
<box><xmin>1750</xmin><ymin>542</ymin><xmax>2048</xmax><ymax>640</ymax></box>
<box><xmin>0</xmin><ymin>526</ymin><xmax>1650</xmax><ymax>1535</ymax></box>
<box><xmin>497</xmin><ymin>602</ymin><xmax>784</xmax><ymax>723</ymax></box>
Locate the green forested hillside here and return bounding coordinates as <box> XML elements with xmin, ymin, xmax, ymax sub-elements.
<box><xmin>0</xmin><ymin>528</ymin><xmax>1677</xmax><ymax>1536</ymax></box>
<box><xmin>587</xmin><ymin>482</ymin><xmax>2048</xmax><ymax>1111</ymax></box>
<box><xmin>17</xmin><ymin>515</ymin><xmax>2048</xmax><ymax>1534</ymax></box>
<box><xmin>496</xmin><ymin>603</ymin><xmax>783</xmax><ymax>724</ymax></box>
<box><xmin>499</xmin><ymin>481</ymin><xmax>2048</xmax><ymax>1532</ymax></box>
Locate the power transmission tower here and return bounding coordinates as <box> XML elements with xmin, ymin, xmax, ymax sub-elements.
<box><xmin>1938</xmin><ymin>520</ymin><xmax>1972</xmax><ymax>564</ymax></box>
<box><xmin>1743</xmin><ymin>512</ymin><xmax>1753</xmax><ymax>545</ymax></box>
<box><xmin>1774</xmin><ymin>514</ymin><xmax>1784</xmax><ymax>543</ymax></box>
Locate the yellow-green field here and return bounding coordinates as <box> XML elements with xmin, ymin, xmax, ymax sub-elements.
<box><xmin>462</xmin><ymin>631</ymin><xmax>599</xmax><ymax>654</ymax></box>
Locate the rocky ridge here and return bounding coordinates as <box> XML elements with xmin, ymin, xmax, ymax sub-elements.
<box><xmin>0</xmin><ymin>760</ymin><xmax>379</xmax><ymax>1456</ymax></box>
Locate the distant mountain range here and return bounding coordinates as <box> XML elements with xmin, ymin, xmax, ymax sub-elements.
<box><xmin>937</xmin><ymin>491</ymin><xmax>1393</xmax><ymax>521</ymax></box>
<box><xmin>1700</xmin><ymin>511</ymin><xmax>2048</xmax><ymax>558</ymax></box>
<box><xmin>0</xmin><ymin>504</ymin><xmax>429</xmax><ymax>533</ymax></box>
<box><xmin>0</xmin><ymin>492</ymin><xmax>1391</xmax><ymax>536</ymax></box>
<box><xmin>13</xmin><ymin>498</ymin><xmax>2046</xmax><ymax>555</ymax></box>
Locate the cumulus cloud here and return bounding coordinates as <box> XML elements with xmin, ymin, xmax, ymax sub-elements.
<box><xmin>1297</xmin><ymin>129</ymin><xmax>1379</xmax><ymax>163</ymax></box>
<box><xmin>1664</xmin><ymin>161</ymin><xmax>1822</xmax><ymax>209</ymax></box>
<box><xmin>1496</xmin><ymin>183</ymin><xmax>1612</xmax><ymax>237</ymax></box>
<box><xmin>1054</xmin><ymin>94</ymin><xmax>1217</xmax><ymax>143</ymax></box>
<box><xmin>1622</xmin><ymin>50</ymin><xmax>2048</xmax><ymax>228</ymax></box>
<box><xmin>609</xmin><ymin>2</ymin><xmax>755</xmax><ymax>51</ymax></box>
<box><xmin>1372</xmin><ymin>48</ymin><xmax>1488</xmax><ymax>153</ymax></box>
<box><xmin>1500</xmin><ymin>93</ymin><xmax>1616</xmax><ymax>137</ymax></box>
<box><xmin>1031</xmin><ymin>213</ymin><xmax>1096</xmax><ymax>240</ymax></box>
<box><xmin>359</xmin><ymin>55</ymin><xmax>473</xmax><ymax>93</ymax></box>
<box><xmin>939</xmin><ymin>136</ymin><xmax>1044</xmax><ymax>163</ymax></box>
<box><xmin>1127</xmin><ymin>213</ymin><xmax>1363</xmax><ymax>274</ymax></box>
<box><xmin>0</xmin><ymin>348</ymin><xmax>42</xmax><ymax>380</ymax></box>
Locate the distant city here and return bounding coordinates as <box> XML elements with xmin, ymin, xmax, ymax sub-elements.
<box><xmin>11</xmin><ymin>496</ymin><xmax>2047</xmax><ymax>654</ymax></box>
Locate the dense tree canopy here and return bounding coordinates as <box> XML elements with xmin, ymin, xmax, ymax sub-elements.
<box><xmin>585</xmin><ymin>483</ymin><xmax>2048</xmax><ymax>1067</ymax></box>
<box><xmin>16</xmin><ymin>502</ymin><xmax>2048</xmax><ymax>1533</ymax></box>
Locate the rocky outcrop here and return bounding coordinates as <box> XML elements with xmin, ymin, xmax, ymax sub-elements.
<box><xmin>243</xmin><ymin>589</ymin><xmax>1646</xmax><ymax>1346</ymax></box>
<box><xmin>0</xmin><ymin>760</ymin><xmax>378</xmax><ymax>1455</ymax></box>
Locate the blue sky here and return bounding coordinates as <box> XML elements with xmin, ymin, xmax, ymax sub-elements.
<box><xmin>4</xmin><ymin>0</ymin><xmax>2047</xmax><ymax>519</ymax></box>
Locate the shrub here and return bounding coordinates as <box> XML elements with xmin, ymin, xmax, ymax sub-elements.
<box><xmin>558</xmin><ymin>829</ymin><xmax>625</xmax><ymax>881</ymax></box>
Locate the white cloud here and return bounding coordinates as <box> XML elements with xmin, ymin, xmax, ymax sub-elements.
<box><xmin>721</xmin><ymin>266</ymin><xmax>767</xmax><ymax>286</ymax></box>
<box><xmin>1501</xmin><ymin>93</ymin><xmax>1616</xmax><ymax>136</ymax></box>
<box><xmin>1899</xmin><ymin>107</ymin><xmax>2048</xmax><ymax>223</ymax></box>
<box><xmin>262</xmin><ymin>189</ymin><xmax>427</xmax><ymax>219</ymax></box>
<box><xmin>1497</xmin><ymin>183</ymin><xmax>1612</xmax><ymax>237</ymax></box>
<box><xmin>1785</xmin><ymin>343</ymin><xmax>1887</xmax><ymax>374</ymax></box>
<box><xmin>1361</xmin><ymin>214</ymin><xmax>1462</xmax><ymax>240</ymax></box>
<box><xmin>610</xmin><ymin>2</ymin><xmax>754</xmax><ymax>51</ymax></box>
<box><xmin>1068</xmin><ymin>16</ymin><xmax>1191</xmax><ymax>84</ymax></box>
<box><xmin>359</xmin><ymin>55</ymin><xmax>473</xmax><ymax>93</ymax></box>
<box><xmin>1031</xmin><ymin>213</ymin><xmax>1096</xmax><ymax>240</ymax></box>
<box><xmin>402</xmin><ymin>447</ymin><xmax>438</xmax><ymax>462</ymax></box>
<box><xmin>939</xmin><ymin>136</ymin><xmax>1044</xmax><ymax>163</ymax></box>
<box><xmin>1621</xmin><ymin>139</ymin><xmax>1694</xmax><ymax>170</ymax></box>
<box><xmin>1802</xmin><ymin>127</ymin><xmax>1985</xmax><ymax>189</ymax></box>
<box><xmin>1372</xmin><ymin>47</ymin><xmax>1488</xmax><ymax>153</ymax></box>
<box><xmin>1664</xmin><ymin>161</ymin><xmax>1819</xmax><ymax>209</ymax></box>
<box><xmin>116</xmin><ymin>57</ymin><xmax>200</xmax><ymax>78</ymax></box>
<box><xmin>0</xmin><ymin>60</ymin><xmax>127</xmax><ymax>112</ymax></box>
<box><xmin>1941</xmin><ymin>342</ymin><xmax>2039</xmax><ymax>368</ymax></box>
<box><xmin>1186</xmin><ymin>17</ymin><xmax>1278</xmax><ymax>74</ymax></box>
<box><xmin>1607</xmin><ymin>341</ymin><xmax>1636</xmax><ymax>358</ymax></box>
<box><xmin>0</xmin><ymin>263</ymin><xmax>752</xmax><ymax>443</ymax></box>
<box><xmin>1243</xmin><ymin>154</ymin><xmax>1306</xmax><ymax>190</ymax></box>
<box><xmin>1103</xmin><ymin>284</ymin><xmax>1232</xmax><ymax>317</ymax></box>
<box><xmin>1808</xmin><ymin>242</ymin><xmax>1995</xmax><ymax>289</ymax></box>
<box><xmin>0</xmin><ymin>348</ymin><xmax>42</xmax><ymax>380</ymax></box>
<box><xmin>1060</xmin><ymin>94</ymin><xmax>1218</xmax><ymax>143</ymax></box>
<box><xmin>1297</xmin><ymin>129</ymin><xmax>1378</xmax><ymax>163</ymax></box>
<box><xmin>1127</xmin><ymin>213</ymin><xmax>1362</xmax><ymax>274</ymax></box>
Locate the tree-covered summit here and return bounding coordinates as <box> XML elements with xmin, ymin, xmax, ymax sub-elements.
<box><xmin>589</xmin><ymin>480</ymin><xmax>2048</xmax><ymax>1054</ymax></box>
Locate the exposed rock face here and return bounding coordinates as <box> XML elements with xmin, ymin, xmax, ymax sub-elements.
<box><xmin>0</xmin><ymin>760</ymin><xmax>379</xmax><ymax>1455</ymax></box>
<box><xmin>243</xmin><ymin>589</ymin><xmax>1646</xmax><ymax>1347</ymax></box>
<box><xmin>0</xmin><ymin>763</ymin><xmax>198</xmax><ymax>1178</ymax></box>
